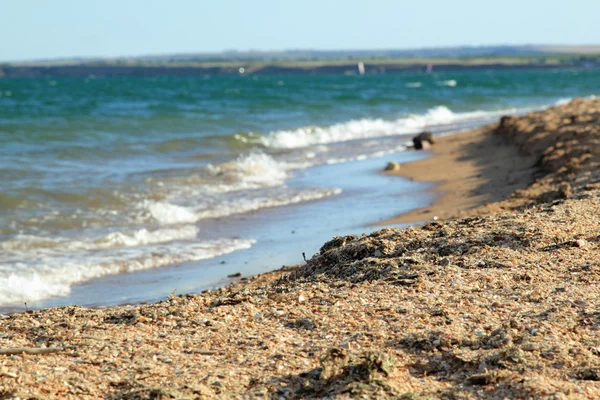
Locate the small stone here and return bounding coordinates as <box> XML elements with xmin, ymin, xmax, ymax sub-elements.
<box><xmin>384</xmin><ymin>161</ymin><xmax>401</xmax><ymax>171</ymax></box>
<box><xmin>575</xmin><ymin>239</ymin><xmax>586</xmax><ymax>248</ymax></box>
<box><xmin>298</xmin><ymin>294</ymin><xmax>306</xmax><ymax>303</ymax></box>
<box><xmin>439</xmin><ymin>258</ymin><xmax>451</xmax><ymax>266</ymax></box>
<box><xmin>529</xmin><ymin>328</ymin><xmax>539</xmax><ymax>336</ymax></box>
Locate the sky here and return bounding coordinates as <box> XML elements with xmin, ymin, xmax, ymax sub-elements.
<box><xmin>1</xmin><ymin>0</ymin><xmax>599</xmax><ymax>62</ymax></box>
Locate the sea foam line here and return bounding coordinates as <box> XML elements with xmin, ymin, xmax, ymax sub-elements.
<box><xmin>141</xmin><ymin>187</ymin><xmax>342</xmax><ymax>224</ymax></box>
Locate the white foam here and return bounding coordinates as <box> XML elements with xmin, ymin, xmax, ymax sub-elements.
<box><xmin>554</xmin><ymin>97</ymin><xmax>572</xmax><ymax>106</ymax></box>
<box><xmin>204</xmin><ymin>151</ymin><xmax>289</xmax><ymax>192</ymax></box>
<box><xmin>0</xmin><ymin>238</ymin><xmax>255</xmax><ymax>305</ymax></box>
<box><xmin>406</xmin><ymin>82</ymin><xmax>422</xmax><ymax>88</ymax></box>
<box><xmin>437</xmin><ymin>80</ymin><xmax>457</xmax><ymax>87</ymax></box>
<box><xmin>260</xmin><ymin>106</ymin><xmax>510</xmax><ymax>149</ymax></box>
<box><xmin>102</xmin><ymin>225</ymin><xmax>199</xmax><ymax>247</ymax></box>
<box><xmin>322</xmin><ymin>143</ymin><xmax>409</xmax><ymax>165</ymax></box>
<box><xmin>1</xmin><ymin>225</ymin><xmax>200</xmax><ymax>252</ymax></box>
<box><xmin>142</xmin><ymin>200</ymin><xmax>199</xmax><ymax>224</ymax></box>
<box><xmin>195</xmin><ymin>188</ymin><xmax>342</xmax><ymax>220</ymax></box>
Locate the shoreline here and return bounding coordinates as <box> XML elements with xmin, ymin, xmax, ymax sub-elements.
<box><xmin>3</xmin><ymin>99</ymin><xmax>600</xmax><ymax>398</ymax></box>
<box><xmin>376</xmin><ymin>123</ymin><xmax>538</xmax><ymax>225</ymax></box>
<box><xmin>2</xmin><ymin>150</ymin><xmax>430</xmax><ymax>313</ymax></box>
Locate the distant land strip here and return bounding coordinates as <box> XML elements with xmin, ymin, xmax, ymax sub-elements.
<box><xmin>1</xmin><ymin>57</ymin><xmax>600</xmax><ymax>78</ymax></box>
<box><xmin>2</xmin><ymin>45</ymin><xmax>600</xmax><ymax>78</ymax></box>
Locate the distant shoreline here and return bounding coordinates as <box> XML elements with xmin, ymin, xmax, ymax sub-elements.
<box><xmin>2</xmin><ymin>59</ymin><xmax>599</xmax><ymax>78</ymax></box>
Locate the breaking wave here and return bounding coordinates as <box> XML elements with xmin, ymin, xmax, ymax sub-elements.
<box><xmin>0</xmin><ymin>236</ymin><xmax>255</xmax><ymax>304</ymax></box>
<box><xmin>258</xmin><ymin>106</ymin><xmax>510</xmax><ymax>149</ymax></box>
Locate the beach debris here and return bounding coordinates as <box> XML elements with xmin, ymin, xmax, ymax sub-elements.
<box><xmin>227</xmin><ymin>272</ymin><xmax>242</xmax><ymax>278</ymax></box>
<box><xmin>287</xmin><ymin>348</ymin><xmax>396</xmax><ymax>397</ymax></box>
<box><xmin>467</xmin><ymin>372</ymin><xmax>499</xmax><ymax>386</ymax></box>
<box><xmin>571</xmin><ymin>368</ymin><xmax>600</xmax><ymax>381</ymax></box>
<box><xmin>412</xmin><ymin>131</ymin><xmax>435</xmax><ymax>150</ymax></box>
<box><xmin>286</xmin><ymin>317</ymin><xmax>316</xmax><ymax>330</ymax></box>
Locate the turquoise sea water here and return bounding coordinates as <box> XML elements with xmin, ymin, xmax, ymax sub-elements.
<box><xmin>1</xmin><ymin>69</ymin><xmax>599</xmax><ymax>310</ymax></box>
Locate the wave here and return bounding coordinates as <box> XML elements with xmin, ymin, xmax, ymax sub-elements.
<box><xmin>141</xmin><ymin>201</ymin><xmax>199</xmax><ymax>224</ymax></box>
<box><xmin>1</xmin><ymin>225</ymin><xmax>200</xmax><ymax>252</ymax></box>
<box><xmin>139</xmin><ymin>187</ymin><xmax>342</xmax><ymax>224</ymax></box>
<box><xmin>195</xmin><ymin>188</ymin><xmax>343</xmax><ymax>220</ymax></box>
<box><xmin>258</xmin><ymin>106</ymin><xmax>512</xmax><ymax>149</ymax></box>
<box><xmin>203</xmin><ymin>151</ymin><xmax>289</xmax><ymax>192</ymax></box>
<box><xmin>0</xmin><ymin>237</ymin><xmax>255</xmax><ymax>305</ymax></box>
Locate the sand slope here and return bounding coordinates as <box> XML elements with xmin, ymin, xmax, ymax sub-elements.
<box><xmin>379</xmin><ymin>124</ymin><xmax>538</xmax><ymax>224</ymax></box>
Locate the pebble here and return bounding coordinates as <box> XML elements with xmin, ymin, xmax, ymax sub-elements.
<box><xmin>439</xmin><ymin>258</ymin><xmax>451</xmax><ymax>266</ymax></box>
<box><xmin>529</xmin><ymin>328</ymin><xmax>539</xmax><ymax>336</ymax></box>
<box><xmin>384</xmin><ymin>161</ymin><xmax>401</xmax><ymax>171</ymax></box>
<box><xmin>575</xmin><ymin>239</ymin><xmax>587</xmax><ymax>248</ymax></box>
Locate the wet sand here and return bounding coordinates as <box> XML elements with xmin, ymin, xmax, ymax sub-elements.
<box><xmin>379</xmin><ymin>124</ymin><xmax>538</xmax><ymax>225</ymax></box>
<box><xmin>2</xmin><ymin>99</ymin><xmax>600</xmax><ymax>399</ymax></box>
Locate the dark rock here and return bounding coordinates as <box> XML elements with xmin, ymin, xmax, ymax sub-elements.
<box><xmin>412</xmin><ymin>131</ymin><xmax>435</xmax><ymax>150</ymax></box>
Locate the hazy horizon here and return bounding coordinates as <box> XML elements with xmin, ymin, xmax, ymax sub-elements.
<box><xmin>1</xmin><ymin>0</ymin><xmax>599</xmax><ymax>62</ymax></box>
<box><xmin>4</xmin><ymin>43</ymin><xmax>600</xmax><ymax>64</ymax></box>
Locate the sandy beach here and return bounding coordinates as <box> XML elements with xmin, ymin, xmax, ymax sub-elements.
<box><xmin>2</xmin><ymin>98</ymin><xmax>600</xmax><ymax>399</ymax></box>
<box><xmin>378</xmin><ymin>124</ymin><xmax>538</xmax><ymax>225</ymax></box>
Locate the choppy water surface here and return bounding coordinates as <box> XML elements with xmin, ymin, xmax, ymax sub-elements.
<box><xmin>1</xmin><ymin>69</ymin><xmax>599</xmax><ymax>308</ymax></box>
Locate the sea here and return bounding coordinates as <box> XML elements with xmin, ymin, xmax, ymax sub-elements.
<box><xmin>1</xmin><ymin>68</ymin><xmax>599</xmax><ymax>311</ymax></box>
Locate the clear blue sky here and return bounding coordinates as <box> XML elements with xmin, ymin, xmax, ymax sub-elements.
<box><xmin>1</xmin><ymin>0</ymin><xmax>598</xmax><ymax>62</ymax></box>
